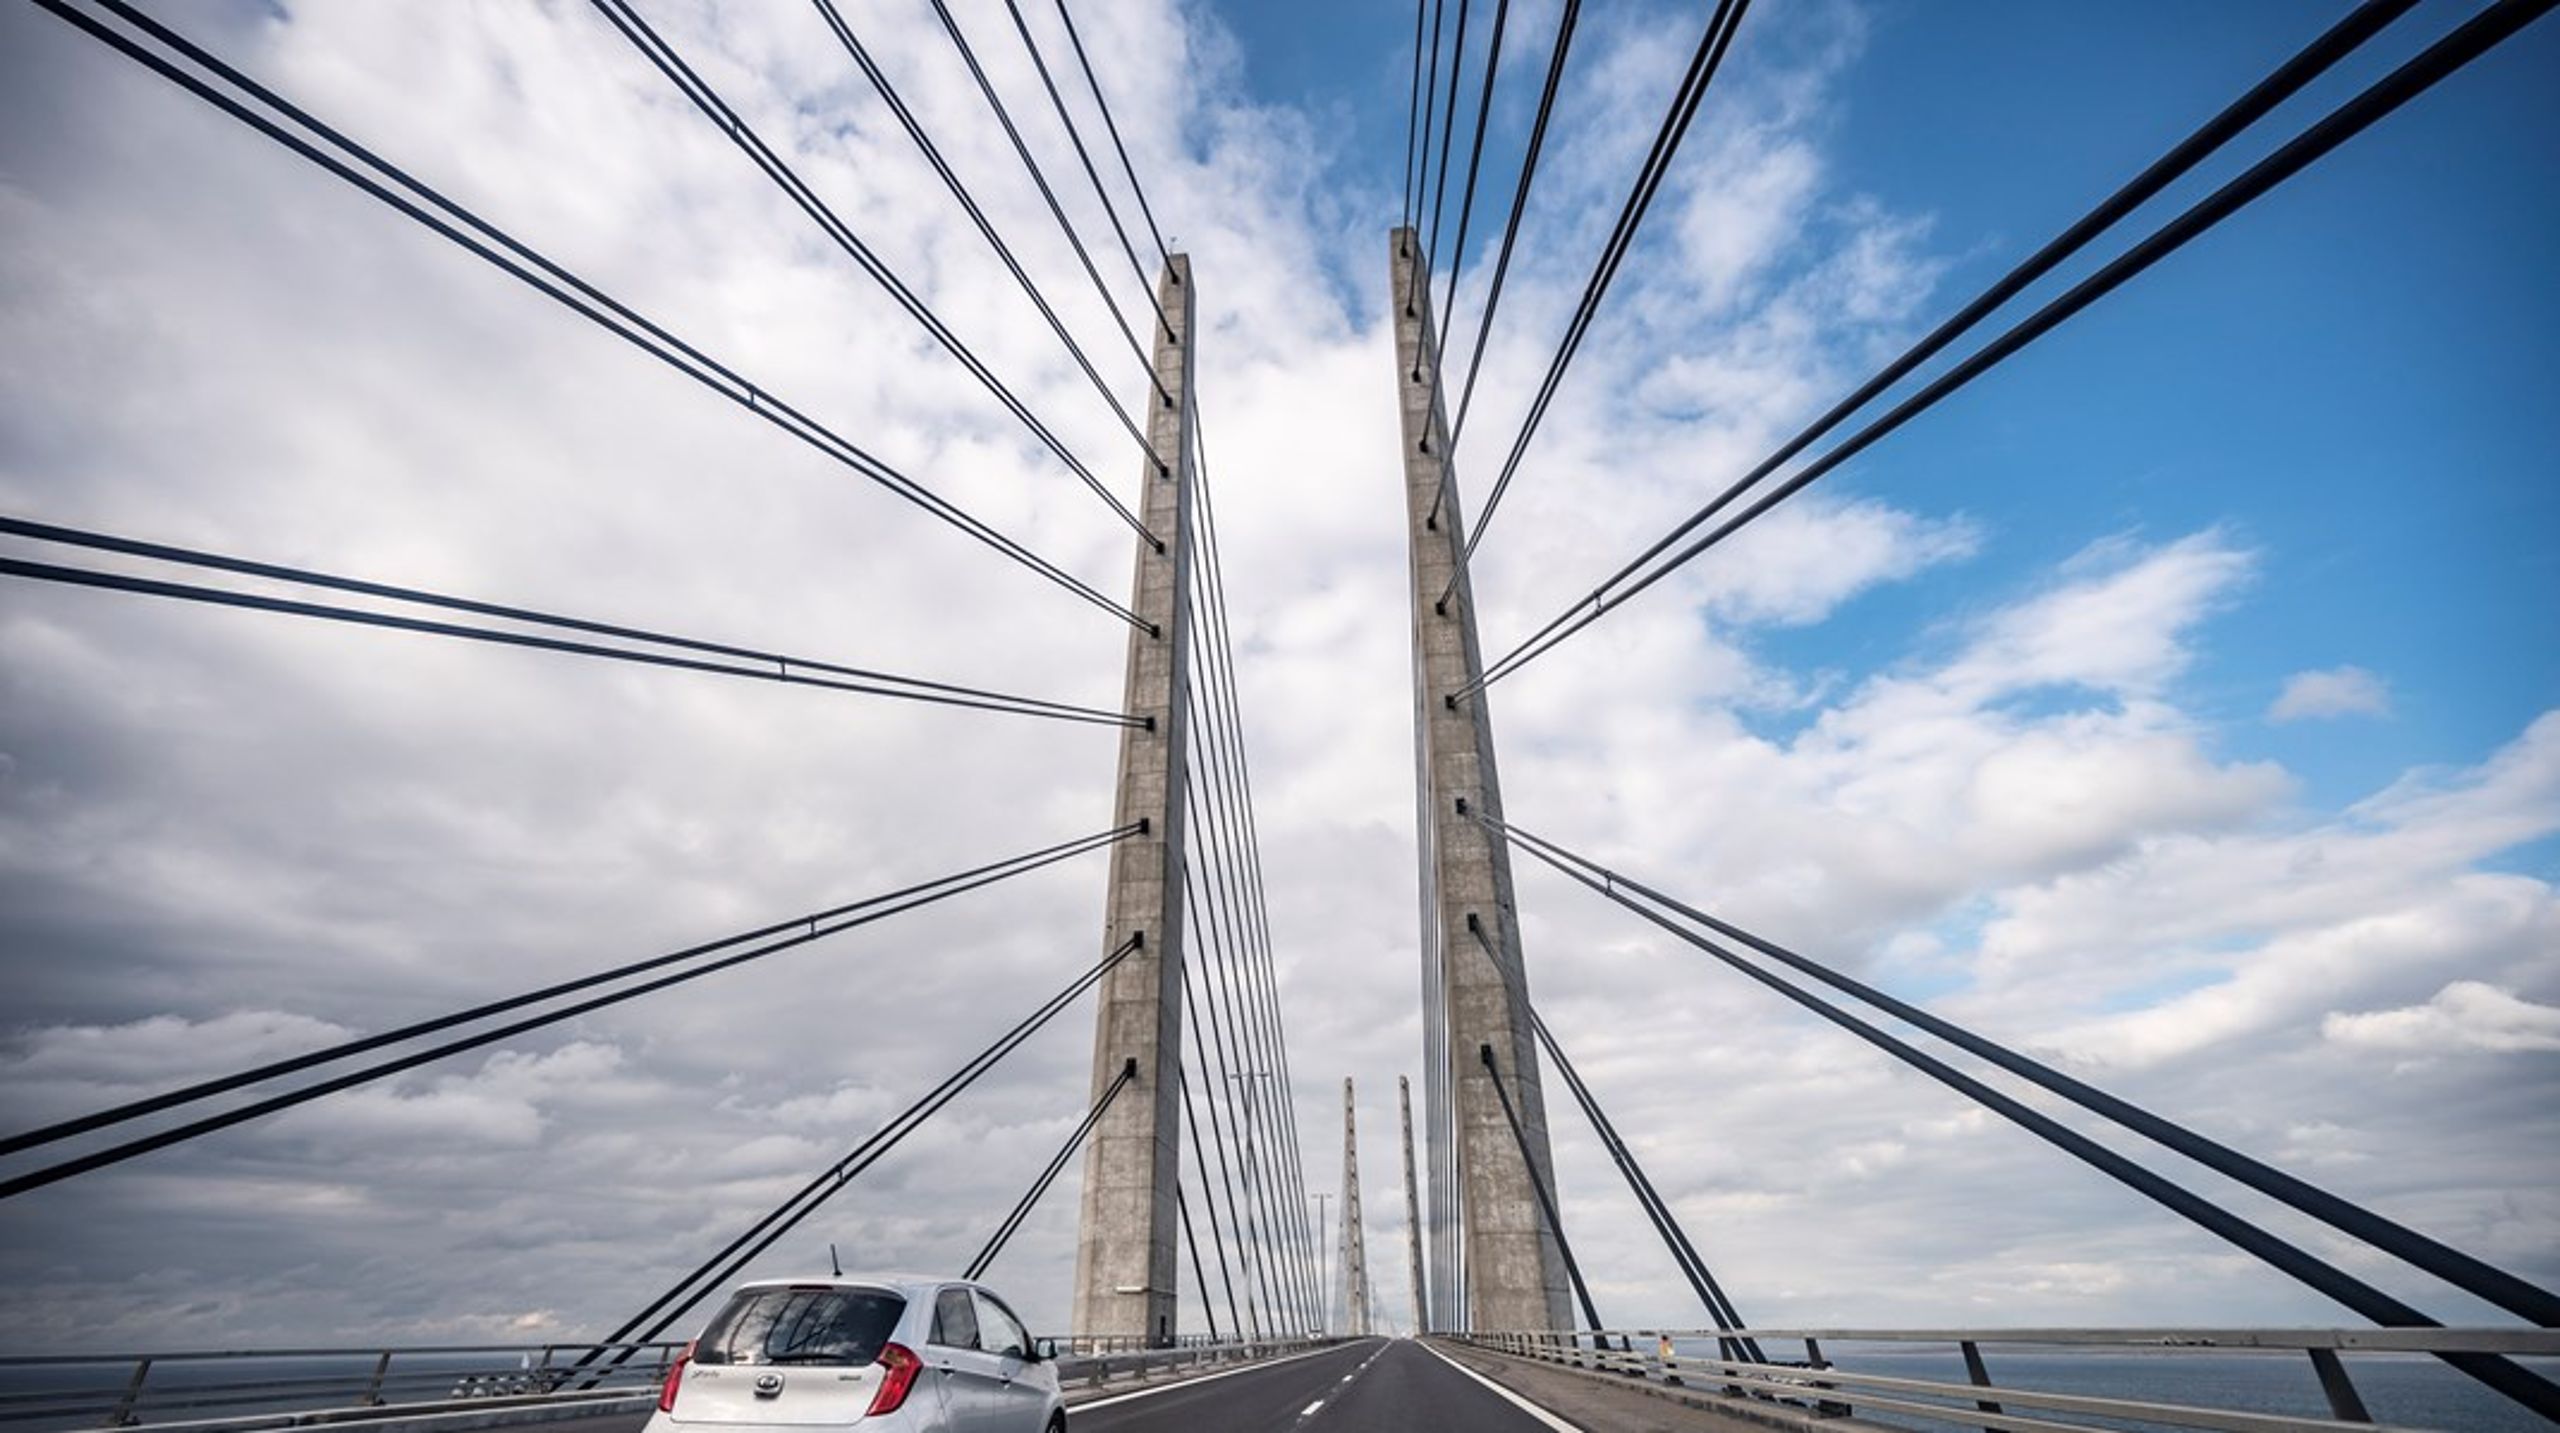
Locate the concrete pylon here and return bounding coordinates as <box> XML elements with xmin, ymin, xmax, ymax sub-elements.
<box><xmin>1398</xmin><ymin>1074</ymin><xmax>1428</xmax><ymax>1334</ymax></box>
<box><xmin>1340</xmin><ymin>1078</ymin><xmax>1371</xmax><ymax>1337</ymax></box>
<box><xmin>1389</xmin><ymin>227</ymin><xmax>1575</xmax><ymax>1333</ymax></box>
<box><xmin>1071</xmin><ymin>256</ymin><xmax>1196</xmax><ymax>1346</ymax></box>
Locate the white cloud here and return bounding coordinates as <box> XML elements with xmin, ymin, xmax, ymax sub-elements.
<box><xmin>2270</xmin><ymin>665</ymin><xmax>2391</xmax><ymax>722</ymax></box>
<box><xmin>2325</xmin><ymin>982</ymin><xmax>2560</xmax><ymax>1056</ymax></box>
<box><xmin>1</xmin><ymin>0</ymin><xmax>2550</xmax><ymax>1354</ymax></box>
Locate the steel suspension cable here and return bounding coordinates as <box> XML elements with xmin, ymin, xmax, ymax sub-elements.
<box><xmin>594</xmin><ymin>934</ymin><xmax>1142</xmax><ymax>1354</ymax></box>
<box><xmin>33</xmin><ymin>0</ymin><xmax>1142</xmax><ymax>631</ymax></box>
<box><xmin>1180</xmin><ymin>629</ymin><xmax>1305</xmax><ymax>1327</ymax></box>
<box><xmin>806</xmin><ymin>0</ymin><xmax>1156</xmax><ymax>466</ymax></box>
<box><xmin>1475</xmin><ymin>804</ymin><xmax>2560</xmax><ymax>1419</ymax></box>
<box><xmin>1049</xmin><ymin>0</ymin><xmax>1170</xmax><ymax>269</ymax></box>
<box><xmin>965</xmin><ymin>1058</ymin><xmax>1136</xmax><ymax>1279</ymax></box>
<box><xmin>997</xmin><ymin>0</ymin><xmax>1177</xmax><ymax>341</ymax></box>
<box><xmin>1448</xmin><ymin>0</ymin><xmax>1581</xmax><ymax>452</ymax></box>
<box><xmin>1175</xmin><ymin>1183</ymin><xmax>1223</xmax><ymax>1341</ymax></box>
<box><xmin>0</xmin><ymin>828</ymin><xmax>1140</xmax><ymax>1199</ymax></box>
<box><xmin>926</xmin><ymin>0</ymin><xmax>1167</xmax><ymax>407</ymax></box>
<box><xmin>0</xmin><ymin>518</ymin><xmax>1139</xmax><ymax>728</ymax></box>
<box><xmin>1477</xmin><ymin>1043</ymin><xmax>1607</xmax><ymax>1338</ymax></box>
<box><xmin>1172</xmin><ymin>659</ymin><xmax>1291</xmax><ymax>1334</ymax></box>
<box><xmin>1435</xmin><ymin>0</ymin><xmax>1750</xmax><ymax>577</ymax></box>
<box><xmin>1180</xmin><ymin>1071</ymin><xmax>1252</xmax><ymax>1339</ymax></box>
<box><xmin>1535</xmin><ymin>1002</ymin><xmax>1757</xmax><ymax>1357</ymax></box>
<box><xmin>1402</xmin><ymin>0</ymin><xmax>1429</xmax><ymax>233</ymax></box>
<box><xmin>1481</xmin><ymin>813</ymin><xmax>2560</xmax><ymax>1328</ymax></box>
<box><xmin>1463</xmin><ymin>0</ymin><xmax>2528</xmax><ymax>701</ymax></box>
<box><xmin>1182</xmin><ymin>837</ymin><xmax>1301</xmax><ymax>1331</ymax></box>
<box><xmin>1423</xmin><ymin>0</ymin><xmax>1475</xmax><ymax>287</ymax></box>
<box><xmin>1402</xmin><ymin>0</ymin><xmax>1443</xmax><ymax>318</ymax></box>
<box><xmin>1182</xmin><ymin>962</ymin><xmax>1279</xmax><ymax>1335</ymax></box>
<box><xmin>1188</xmin><ymin>434</ymin><xmax>1325</xmax><ymax>1323</ymax></box>
<box><xmin>1432</xmin><ymin>0</ymin><xmax>1514</xmax><ymax>387</ymax></box>
<box><xmin>1</xmin><ymin>823</ymin><xmax>1136</xmax><ymax>1160</ymax></box>
<box><xmin>589</xmin><ymin>0</ymin><xmax>1151</xmax><ymax>543</ymax></box>
<box><xmin>1460</xmin><ymin>916</ymin><xmax>1758</xmax><ymax>1354</ymax></box>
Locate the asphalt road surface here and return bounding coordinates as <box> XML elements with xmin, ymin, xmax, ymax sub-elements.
<box><xmin>1073</xmin><ymin>1337</ymin><xmax>1576</xmax><ymax>1432</ymax></box>
<box><xmin>519</xmin><ymin>1338</ymin><xmax>1581</xmax><ymax>1433</ymax></box>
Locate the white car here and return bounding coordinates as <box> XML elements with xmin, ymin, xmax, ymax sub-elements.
<box><xmin>643</xmin><ymin>1275</ymin><xmax>1065</xmax><ymax>1433</ymax></box>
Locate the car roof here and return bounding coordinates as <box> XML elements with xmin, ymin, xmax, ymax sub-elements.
<box><xmin>733</xmin><ymin>1273</ymin><xmax>986</xmax><ymax>1296</ymax></box>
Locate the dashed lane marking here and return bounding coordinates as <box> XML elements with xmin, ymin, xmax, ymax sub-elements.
<box><xmin>1070</xmin><ymin>1341</ymin><xmax>1361</xmax><ymax>1412</ymax></box>
<box><xmin>1285</xmin><ymin>1339</ymin><xmax>1392</xmax><ymax>1429</ymax></box>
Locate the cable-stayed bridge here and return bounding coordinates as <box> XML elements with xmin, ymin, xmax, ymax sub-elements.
<box><xmin>3</xmin><ymin>0</ymin><xmax>2555</xmax><ymax>1429</ymax></box>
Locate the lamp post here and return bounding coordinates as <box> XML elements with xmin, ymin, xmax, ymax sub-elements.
<box><xmin>1312</xmin><ymin>1191</ymin><xmax>1332</xmax><ymax>1335</ymax></box>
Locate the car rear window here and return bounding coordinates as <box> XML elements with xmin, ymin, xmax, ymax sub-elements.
<box><xmin>694</xmin><ymin>1287</ymin><xmax>905</xmax><ymax>1366</ymax></box>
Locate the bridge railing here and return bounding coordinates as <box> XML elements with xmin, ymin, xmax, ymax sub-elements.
<box><xmin>0</xmin><ymin>1342</ymin><xmax>685</xmax><ymax>1433</ymax></box>
<box><xmin>1044</xmin><ymin>1335</ymin><xmax>1333</xmax><ymax>1393</ymax></box>
<box><xmin>1450</xmin><ymin>1326</ymin><xmax>2560</xmax><ymax>1432</ymax></box>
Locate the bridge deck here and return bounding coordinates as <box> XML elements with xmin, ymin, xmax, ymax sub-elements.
<box><xmin>525</xmin><ymin>1338</ymin><xmax>1778</xmax><ymax>1433</ymax></box>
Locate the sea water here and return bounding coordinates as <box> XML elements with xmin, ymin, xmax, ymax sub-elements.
<box><xmin>1806</xmin><ymin>1346</ymin><xmax>2559</xmax><ymax>1431</ymax></box>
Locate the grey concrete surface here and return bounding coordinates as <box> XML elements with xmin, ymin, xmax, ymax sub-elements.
<box><xmin>1389</xmin><ymin>226</ymin><xmax>1574</xmax><ymax>1333</ymax></box>
<box><xmin>1071</xmin><ymin>255</ymin><xmax>1197</xmax><ymax>1345</ymax></box>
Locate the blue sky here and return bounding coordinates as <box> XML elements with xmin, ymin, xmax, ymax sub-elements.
<box><xmin>2</xmin><ymin>0</ymin><xmax>2554</xmax><ymax>1350</ymax></box>
<box><xmin>1220</xmin><ymin>0</ymin><xmax>2559</xmax><ymax>820</ymax></box>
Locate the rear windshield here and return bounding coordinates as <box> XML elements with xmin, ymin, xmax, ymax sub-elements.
<box><xmin>694</xmin><ymin>1288</ymin><xmax>905</xmax><ymax>1366</ymax></box>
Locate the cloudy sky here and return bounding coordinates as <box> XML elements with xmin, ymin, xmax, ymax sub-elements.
<box><xmin>2</xmin><ymin>0</ymin><xmax>2554</xmax><ymax>1353</ymax></box>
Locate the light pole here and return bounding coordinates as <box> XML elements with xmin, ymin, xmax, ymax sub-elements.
<box><xmin>1311</xmin><ymin>1191</ymin><xmax>1332</xmax><ymax>1335</ymax></box>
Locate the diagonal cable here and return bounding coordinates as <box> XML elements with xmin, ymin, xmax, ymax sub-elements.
<box><xmin>0</xmin><ymin>518</ymin><xmax>1139</xmax><ymax>728</ymax></box>
<box><xmin>0</xmin><ymin>827</ymin><xmax>1139</xmax><ymax>1198</ymax></box>
<box><xmin>805</xmin><ymin>0</ymin><xmax>1156</xmax><ymax>466</ymax></box>
<box><xmin>965</xmin><ymin>1057</ymin><xmax>1136</xmax><ymax>1279</ymax></box>
<box><xmin>1473</xmin><ymin>802</ymin><xmax>2560</xmax><ymax>1419</ymax></box>
<box><xmin>592</xmin><ymin>935</ymin><xmax>1142</xmax><ymax>1354</ymax></box>
<box><xmin>927</xmin><ymin>0</ymin><xmax>1168</xmax><ymax>409</ymax></box>
<box><xmin>1457</xmin><ymin>910</ymin><xmax>1760</xmax><ymax>1354</ymax></box>
<box><xmin>1049</xmin><ymin>0</ymin><xmax>1170</xmax><ymax>268</ymax></box>
<box><xmin>1435</xmin><ymin>0</ymin><xmax>1750</xmax><ymax>583</ymax></box>
<box><xmin>1464</xmin><ymin>0</ymin><xmax>2514</xmax><ymax>699</ymax></box>
<box><xmin>589</xmin><ymin>0</ymin><xmax>1154</xmax><ymax>544</ymax></box>
<box><xmin>36</xmin><ymin>0</ymin><xmax>1142</xmax><ymax>630</ymax></box>
<box><xmin>1432</xmin><ymin>0</ymin><xmax>1514</xmax><ymax>383</ymax></box>
<box><xmin>1481</xmin><ymin>812</ymin><xmax>2560</xmax><ymax>1329</ymax></box>
<box><xmin>997</xmin><ymin>0</ymin><xmax>1177</xmax><ymax>337</ymax></box>
<box><xmin>1447</xmin><ymin>0</ymin><xmax>1581</xmax><ymax>451</ymax></box>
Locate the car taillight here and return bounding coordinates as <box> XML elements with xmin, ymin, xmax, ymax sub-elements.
<box><xmin>866</xmin><ymin>1343</ymin><xmax>921</xmax><ymax>1417</ymax></box>
<box><xmin>658</xmin><ymin>1343</ymin><xmax>693</xmax><ymax>1414</ymax></box>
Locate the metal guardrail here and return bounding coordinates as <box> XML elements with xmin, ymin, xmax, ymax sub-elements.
<box><xmin>0</xmin><ymin>1335</ymin><xmax>1334</xmax><ymax>1430</ymax></box>
<box><xmin>1049</xmin><ymin>1336</ymin><xmax>1335</xmax><ymax>1393</ymax></box>
<box><xmin>0</xmin><ymin>1343</ymin><xmax>685</xmax><ymax>1432</ymax></box>
<box><xmin>1452</xmin><ymin>1326</ymin><xmax>2560</xmax><ymax>1432</ymax></box>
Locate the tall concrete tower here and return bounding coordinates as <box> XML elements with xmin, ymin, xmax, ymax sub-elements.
<box><xmin>1389</xmin><ymin>228</ymin><xmax>1575</xmax><ymax>1333</ymax></box>
<box><xmin>1340</xmin><ymin>1077</ymin><xmax>1372</xmax><ymax>1337</ymax></box>
<box><xmin>1071</xmin><ymin>257</ymin><xmax>1197</xmax><ymax>1345</ymax></box>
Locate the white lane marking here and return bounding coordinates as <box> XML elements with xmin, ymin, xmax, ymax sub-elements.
<box><xmin>1418</xmin><ymin>1341</ymin><xmax>1587</xmax><ymax>1432</ymax></box>
<box><xmin>1069</xmin><ymin>1341</ymin><xmax>1365</xmax><ymax>1411</ymax></box>
<box><xmin>1286</xmin><ymin>1340</ymin><xmax>1392</xmax><ymax>1429</ymax></box>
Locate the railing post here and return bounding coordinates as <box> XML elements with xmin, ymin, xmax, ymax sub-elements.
<box><xmin>105</xmin><ymin>1358</ymin><xmax>150</xmax><ymax>1428</ymax></box>
<box><xmin>1960</xmin><ymin>1339</ymin><xmax>2003</xmax><ymax>1431</ymax></box>
<box><xmin>363</xmin><ymin>1350</ymin><xmax>394</xmax><ymax>1406</ymax></box>
<box><xmin>2307</xmin><ymin>1348</ymin><xmax>2373</xmax><ymax>1423</ymax></box>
